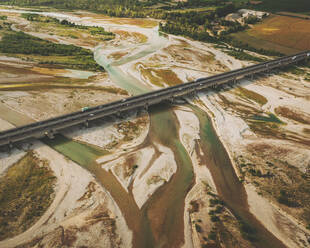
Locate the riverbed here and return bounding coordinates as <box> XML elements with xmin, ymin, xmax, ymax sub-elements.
<box><xmin>0</xmin><ymin>7</ymin><xmax>300</xmax><ymax>248</ymax></box>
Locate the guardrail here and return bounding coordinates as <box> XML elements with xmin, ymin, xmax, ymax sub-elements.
<box><xmin>0</xmin><ymin>50</ymin><xmax>309</xmax><ymax>148</ymax></box>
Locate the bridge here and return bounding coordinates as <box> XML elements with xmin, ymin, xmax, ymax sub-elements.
<box><xmin>0</xmin><ymin>51</ymin><xmax>309</xmax><ymax>149</ymax></box>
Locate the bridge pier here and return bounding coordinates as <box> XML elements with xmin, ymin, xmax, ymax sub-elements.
<box><xmin>116</xmin><ymin>111</ymin><xmax>123</xmax><ymax>118</ymax></box>
<box><xmin>144</xmin><ymin>103</ymin><xmax>149</xmax><ymax>111</ymax></box>
<box><xmin>45</xmin><ymin>130</ymin><xmax>55</xmax><ymax>139</ymax></box>
<box><xmin>190</xmin><ymin>90</ymin><xmax>197</xmax><ymax>97</ymax></box>
<box><xmin>84</xmin><ymin>120</ymin><xmax>89</xmax><ymax>128</ymax></box>
<box><xmin>168</xmin><ymin>97</ymin><xmax>175</xmax><ymax>104</ymax></box>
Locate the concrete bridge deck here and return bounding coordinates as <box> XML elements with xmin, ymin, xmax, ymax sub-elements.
<box><xmin>0</xmin><ymin>50</ymin><xmax>309</xmax><ymax>149</ymax></box>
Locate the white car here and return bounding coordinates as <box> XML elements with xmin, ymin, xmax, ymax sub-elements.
<box><xmin>292</xmin><ymin>56</ymin><xmax>297</xmax><ymax>60</ymax></box>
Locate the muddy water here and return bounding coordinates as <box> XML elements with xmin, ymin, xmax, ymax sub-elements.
<box><xmin>143</xmin><ymin>104</ymin><xmax>194</xmax><ymax>247</ymax></box>
<box><xmin>191</xmin><ymin>105</ymin><xmax>286</xmax><ymax>248</ymax></box>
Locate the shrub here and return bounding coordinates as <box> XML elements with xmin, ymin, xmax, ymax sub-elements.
<box><xmin>208</xmin><ymin>231</ymin><xmax>217</xmax><ymax>240</ymax></box>
<box><xmin>195</xmin><ymin>224</ymin><xmax>202</xmax><ymax>233</ymax></box>
<box><xmin>210</xmin><ymin>215</ymin><xmax>220</xmax><ymax>222</ymax></box>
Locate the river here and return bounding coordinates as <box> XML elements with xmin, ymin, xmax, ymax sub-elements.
<box><xmin>0</xmin><ymin>8</ymin><xmax>286</xmax><ymax>248</ymax></box>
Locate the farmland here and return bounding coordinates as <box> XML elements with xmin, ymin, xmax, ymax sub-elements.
<box><xmin>231</xmin><ymin>0</ymin><xmax>310</xmax><ymax>13</ymax></box>
<box><xmin>231</xmin><ymin>15</ymin><xmax>310</xmax><ymax>55</ymax></box>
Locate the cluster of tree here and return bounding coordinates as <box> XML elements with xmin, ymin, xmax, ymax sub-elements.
<box><xmin>219</xmin><ymin>21</ymin><xmax>248</xmax><ymax>35</ymax></box>
<box><xmin>226</xmin><ymin>49</ymin><xmax>265</xmax><ymax>62</ymax></box>
<box><xmin>59</xmin><ymin>19</ymin><xmax>114</xmax><ymax>36</ymax></box>
<box><xmin>176</xmin><ymin>0</ymin><xmax>228</xmax><ymax>8</ymax></box>
<box><xmin>159</xmin><ymin>22</ymin><xmax>217</xmax><ymax>43</ymax></box>
<box><xmin>22</xmin><ymin>13</ymin><xmax>114</xmax><ymax>36</ymax></box>
<box><xmin>0</xmin><ymin>31</ymin><xmax>104</xmax><ymax>71</ymax></box>
<box><xmin>215</xmin><ymin>3</ymin><xmax>236</xmax><ymax>17</ymax></box>
<box><xmin>0</xmin><ymin>31</ymin><xmax>91</xmax><ymax>56</ymax></box>
<box><xmin>21</xmin><ymin>13</ymin><xmax>57</xmax><ymax>22</ymax></box>
<box><xmin>277</xmin><ymin>189</ymin><xmax>300</xmax><ymax>208</ymax></box>
<box><xmin>244</xmin><ymin>16</ymin><xmax>261</xmax><ymax>24</ymax></box>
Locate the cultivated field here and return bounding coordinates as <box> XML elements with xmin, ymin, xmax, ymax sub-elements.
<box><xmin>231</xmin><ymin>15</ymin><xmax>310</xmax><ymax>55</ymax></box>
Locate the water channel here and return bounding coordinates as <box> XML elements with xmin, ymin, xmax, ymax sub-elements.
<box><xmin>0</xmin><ymin>8</ymin><xmax>286</xmax><ymax>248</ymax></box>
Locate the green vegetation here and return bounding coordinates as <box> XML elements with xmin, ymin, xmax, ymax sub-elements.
<box><xmin>251</xmin><ymin>113</ymin><xmax>283</xmax><ymax>124</ymax></box>
<box><xmin>0</xmin><ymin>15</ymin><xmax>7</xmax><ymax>20</ymax></box>
<box><xmin>274</xmin><ymin>162</ymin><xmax>310</xmax><ymax>223</ymax></box>
<box><xmin>22</xmin><ymin>13</ymin><xmax>113</xmax><ymax>36</ymax></box>
<box><xmin>195</xmin><ymin>223</ymin><xmax>203</xmax><ymax>232</ymax></box>
<box><xmin>237</xmin><ymin>218</ymin><xmax>257</xmax><ymax>242</ymax></box>
<box><xmin>21</xmin><ymin>13</ymin><xmax>55</xmax><ymax>22</ymax></box>
<box><xmin>209</xmin><ymin>198</ymin><xmax>224</xmax><ymax>207</ymax></box>
<box><xmin>208</xmin><ymin>230</ymin><xmax>217</xmax><ymax>240</ymax></box>
<box><xmin>5</xmin><ymin>0</ymin><xmax>302</xmax><ymax>56</ymax></box>
<box><xmin>0</xmin><ymin>31</ymin><xmax>104</xmax><ymax>71</ymax></box>
<box><xmin>0</xmin><ymin>151</ymin><xmax>56</xmax><ymax>240</ymax></box>
<box><xmin>0</xmin><ymin>31</ymin><xmax>89</xmax><ymax>55</ymax></box>
<box><xmin>277</xmin><ymin>189</ymin><xmax>300</xmax><ymax>207</ymax></box>
<box><xmin>236</xmin><ymin>87</ymin><xmax>268</xmax><ymax>105</ymax></box>
<box><xmin>226</xmin><ymin>49</ymin><xmax>265</xmax><ymax>62</ymax></box>
<box><xmin>228</xmin><ymin>37</ymin><xmax>284</xmax><ymax>57</ymax></box>
<box><xmin>253</xmin><ymin>0</ymin><xmax>310</xmax><ymax>13</ymax></box>
<box><xmin>208</xmin><ymin>196</ymin><xmax>224</xmax><ymax>222</ymax></box>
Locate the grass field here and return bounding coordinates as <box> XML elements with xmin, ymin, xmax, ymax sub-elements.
<box><xmin>231</xmin><ymin>0</ymin><xmax>310</xmax><ymax>13</ymax></box>
<box><xmin>231</xmin><ymin>15</ymin><xmax>310</xmax><ymax>55</ymax></box>
<box><xmin>0</xmin><ymin>152</ymin><xmax>55</xmax><ymax>240</ymax></box>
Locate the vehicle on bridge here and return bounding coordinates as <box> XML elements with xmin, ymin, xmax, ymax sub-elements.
<box><xmin>81</xmin><ymin>107</ymin><xmax>90</xmax><ymax>112</ymax></box>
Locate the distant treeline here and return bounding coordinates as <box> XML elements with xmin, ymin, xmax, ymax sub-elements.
<box><xmin>3</xmin><ymin>0</ymin><xmax>291</xmax><ymax>57</ymax></box>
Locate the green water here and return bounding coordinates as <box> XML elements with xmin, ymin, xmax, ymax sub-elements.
<box><xmin>251</xmin><ymin>113</ymin><xmax>284</xmax><ymax>124</ymax></box>
<box><xmin>94</xmin><ymin>47</ymin><xmax>150</xmax><ymax>95</ymax></box>
<box><xmin>42</xmin><ymin>135</ymin><xmax>107</xmax><ymax>165</ymax></box>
